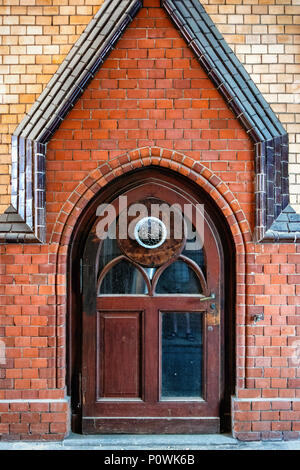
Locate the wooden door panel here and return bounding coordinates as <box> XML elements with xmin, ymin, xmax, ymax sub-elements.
<box><xmin>82</xmin><ymin>417</ymin><xmax>220</xmax><ymax>434</ymax></box>
<box><xmin>98</xmin><ymin>311</ymin><xmax>143</xmax><ymax>399</ymax></box>
<box><xmin>83</xmin><ymin>297</ymin><xmax>220</xmax><ymax>423</ymax></box>
<box><xmin>87</xmin><ymin>395</ymin><xmax>220</xmax><ymax>417</ymax></box>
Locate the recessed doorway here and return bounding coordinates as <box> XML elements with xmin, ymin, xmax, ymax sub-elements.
<box><xmin>67</xmin><ymin>168</ymin><xmax>235</xmax><ymax>434</ymax></box>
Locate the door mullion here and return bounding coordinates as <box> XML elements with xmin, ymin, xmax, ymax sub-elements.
<box><xmin>144</xmin><ymin>301</ymin><xmax>159</xmax><ymax>404</ymax></box>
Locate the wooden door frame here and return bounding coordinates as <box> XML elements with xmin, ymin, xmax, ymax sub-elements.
<box><xmin>67</xmin><ymin>167</ymin><xmax>236</xmax><ymax>433</ymax></box>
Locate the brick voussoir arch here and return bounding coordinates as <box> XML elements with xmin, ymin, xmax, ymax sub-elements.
<box><xmin>52</xmin><ymin>147</ymin><xmax>248</xmax><ymax>389</ymax></box>
<box><xmin>51</xmin><ymin>147</ymin><xmax>251</xmax><ymax>250</ymax></box>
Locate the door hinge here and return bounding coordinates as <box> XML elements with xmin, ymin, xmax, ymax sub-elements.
<box><xmin>80</xmin><ymin>372</ymin><xmax>86</xmax><ymax>406</ymax></box>
<box><xmin>77</xmin><ymin>372</ymin><xmax>82</xmax><ymax>409</ymax></box>
<box><xmin>78</xmin><ymin>371</ymin><xmax>86</xmax><ymax>409</ymax></box>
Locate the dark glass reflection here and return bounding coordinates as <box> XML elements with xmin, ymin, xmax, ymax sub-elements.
<box><xmin>182</xmin><ymin>222</ymin><xmax>206</xmax><ymax>278</ymax></box>
<box><xmin>99</xmin><ymin>260</ymin><xmax>148</xmax><ymax>295</ymax></box>
<box><xmin>181</xmin><ymin>247</ymin><xmax>206</xmax><ymax>277</ymax></box>
<box><xmin>161</xmin><ymin>312</ymin><xmax>203</xmax><ymax>398</ymax></box>
<box><xmin>156</xmin><ymin>260</ymin><xmax>202</xmax><ymax>294</ymax></box>
<box><xmin>97</xmin><ymin>237</ymin><xmax>122</xmax><ymax>277</ymax></box>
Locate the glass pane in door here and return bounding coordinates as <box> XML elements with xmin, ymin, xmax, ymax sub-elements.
<box><xmin>97</xmin><ymin>237</ymin><xmax>122</xmax><ymax>277</ymax></box>
<box><xmin>161</xmin><ymin>312</ymin><xmax>203</xmax><ymax>399</ymax></box>
<box><xmin>156</xmin><ymin>261</ymin><xmax>203</xmax><ymax>294</ymax></box>
<box><xmin>99</xmin><ymin>260</ymin><xmax>148</xmax><ymax>295</ymax></box>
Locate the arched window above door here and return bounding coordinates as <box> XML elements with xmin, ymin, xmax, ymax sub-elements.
<box><xmin>98</xmin><ymin>258</ymin><xmax>149</xmax><ymax>295</ymax></box>
<box><xmin>96</xmin><ymin>236</ymin><xmax>207</xmax><ymax>297</ymax></box>
<box><xmin>96</xmin><ymin>237</ymin><xmax>121</xmax><ymax>279</ymax></box>
<box><xmin>155</xmin><ymin>260</ymin><xmax>203</xmax><ymax>295</ymax></box>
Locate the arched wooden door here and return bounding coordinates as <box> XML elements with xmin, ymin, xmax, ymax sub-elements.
<box><xmin>79</xmin><ymin>172</ymin><xmax>225</xmax><ymax>434</ymax></box>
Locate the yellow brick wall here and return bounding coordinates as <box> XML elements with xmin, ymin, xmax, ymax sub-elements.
<box><xmin>0</xmin><ymin>0</ymin><xmax>104</xmax><ymax>213</ymax></box>
<box><xmin>203</xmin><ymin>0</ymin><xmax>300</xmax><ymax>212</ymax></box>
<box><xmin>0</xmin><ymin>0</ymin><xmax>300</xmax><ymax>214</ymax></box>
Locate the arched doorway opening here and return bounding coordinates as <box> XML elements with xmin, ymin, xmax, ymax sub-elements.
<box><xmin>67</xmin><ymin>167</ymin><xmax>236</xmax><ymax>434</ymax></box>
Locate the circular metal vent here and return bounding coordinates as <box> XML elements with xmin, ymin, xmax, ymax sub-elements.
<box><xmin>134</xmin><ymin>217</ymin><xmax>167</xmax><ymax>249</ymax></box>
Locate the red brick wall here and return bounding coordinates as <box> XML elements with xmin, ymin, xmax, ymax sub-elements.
<box><xmin>46</xmin><ymin>5</ymin><xmax>255</xmax><ymax>236</ymax></box>
<box><xmin>234</xmin><ymin>241</ymin><xmax>300</xmax><ymax>440</ymax></box>
<box><xmin>0</xmin><ymin>4</ymin><xmax>299</xmax><ymax>441</ymax></box>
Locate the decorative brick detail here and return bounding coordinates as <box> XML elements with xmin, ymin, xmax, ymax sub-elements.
<box><xmin>49</xmin><ymin>146</ymin><xmax>249</xmax><ymax>402</ymax></box>
<box><xmin>51</xmin><ymin>147</ymin><xmax>250</xmax><ymax>247</ymax></box>
<box><xmin>0</xmin><ymin>0</ymin><xmax>297</xmax><ymax>243</ymax></box>
<box><xmin>1</xmin><ymin>0</ymin><xmax>300</xmax><ymax>215</ymax></box>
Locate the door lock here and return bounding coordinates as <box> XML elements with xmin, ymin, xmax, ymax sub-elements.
<box><xmin>200</xmin><ymin>293</ymin><xmax>220</xmax><ymax>326</ymax></box>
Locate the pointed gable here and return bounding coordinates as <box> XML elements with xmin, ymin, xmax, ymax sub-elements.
<box><xmin>1</xmin><ymin>0</ymin><xmax>297</xmax><ymax>243</ymax></box>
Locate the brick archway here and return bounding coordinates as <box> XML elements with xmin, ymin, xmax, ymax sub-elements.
<box><xmin>52</xmin><ymin>146</ymin><xmax>251</xmax><ymax>246</ymax></box>
<box><xmin>50</xmin><ymin>147</ymin><xmax>249</xmax><ymax>398</ymax></box>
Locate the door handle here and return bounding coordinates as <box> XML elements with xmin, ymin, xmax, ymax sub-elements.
<box><xmin>200</xmin><ymin>293</ymin><xmax>219</xmax><ymax>326</ymax></box>
<box><xmin>200</xmin><ymin>293</ymin><xmax>215</xmax><ymax>302</ymax></box>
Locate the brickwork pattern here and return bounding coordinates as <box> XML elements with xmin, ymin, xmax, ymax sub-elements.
<box><xmin>46</xmin><ymin>8</ymin><xmax>255</xmax><ymax>233</ymax></box>
<box><xmin>202</xmin><ymin>0</ymin><xmax>300</xmax><ymax>210</ymax></box>
<box><xmin>0</xmin><ymin>4</ymin><xmax>299</xmax><ymax>440</ymax></box>
<box><xmin>232</xmin><ymin>398</ymin><xmax>300</xmax><ymax>441</ymax></box>
<box><xmin>0</xmin><ymin>0</ymin><xmax>104</xmax><ymax>213</ymax></box>
<box><xmin>0</xmin><ymin>400</ymin><xmax>69</xmax><ymax>441</ymax></box>
<box><xmin>0</xmin><ymin>0</ymin><xmax>300</xmax><ymax>214</ymax></box>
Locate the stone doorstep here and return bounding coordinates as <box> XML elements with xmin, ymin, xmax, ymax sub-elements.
<box><xmin>62</xmin><ymin>432</ymin><xmax>238</xmax><ymax>448</ymax></box>
<box><xmin>0</xmin><ymin>433</ymin><xmax>300</xmax><ymax>450</ymax></box>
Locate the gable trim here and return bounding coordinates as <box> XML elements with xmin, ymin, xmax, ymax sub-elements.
<box><xmin>1</xmin><ymin>0</ymin><xmax>298</xmax><ymax>244</ymax></box>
